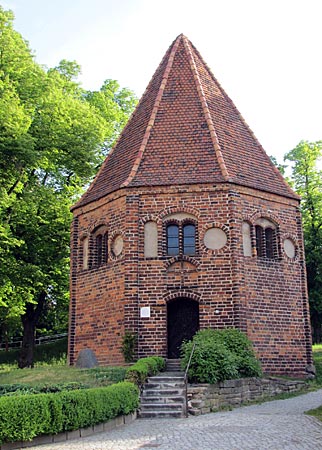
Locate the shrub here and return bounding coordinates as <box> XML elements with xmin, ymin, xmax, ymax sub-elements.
<box><xmin>0</xmin><ymin>382</ymin><xmax>139</xmax><ymax>444</ymax></box>
<box><xmin>125</xmin><ymin>356</ymin><xmax>165</xmax><ymax>385</ymax></box>
<box><xmin>121</xmin><ymin>331</ymin><xmax>137</xmax><ymax>363</ymax></box>
<box><xmin>181</xmin><ymin>328</ymin><xmax>262</xmax><ymax>383</ymax></box>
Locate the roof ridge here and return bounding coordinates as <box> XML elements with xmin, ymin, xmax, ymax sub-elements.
<box><xmin>182</xmin><ymin>36</ymin><xmax>230</xmax><ymax>182</ymax></box>
<box><xmin>120</xmin><ymin>35</ymin><xmax>182</xmax><ymax>188</ymax></box>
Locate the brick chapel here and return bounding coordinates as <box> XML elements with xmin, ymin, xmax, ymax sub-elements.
<box><xmin>69</xmin><ymin>34</ymin><xmax>313</xmax><ymax>377</ymax></box>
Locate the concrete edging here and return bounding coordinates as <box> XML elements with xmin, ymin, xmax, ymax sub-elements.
<box><xmin>0</xmin><ymin>411</ymin><xmax>137</xmax><ymax>450</ymax></box>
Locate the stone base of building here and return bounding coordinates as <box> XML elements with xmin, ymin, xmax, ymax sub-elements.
<box><xmin>187</xmin><ymin>377</ymin><xmax>308</xmax><ymax>415</ymax></box>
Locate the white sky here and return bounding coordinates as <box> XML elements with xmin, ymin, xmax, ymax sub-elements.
<box><xmin>3</xmin><ymin>0</ymin><xmax>322</xmax><ymax>162</ymax></box>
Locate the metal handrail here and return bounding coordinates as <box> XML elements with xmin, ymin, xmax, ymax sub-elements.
<box><xmin>184</xmin><ymin>342</ymin><xmax>196</xmax><ymax>417</ymax></box>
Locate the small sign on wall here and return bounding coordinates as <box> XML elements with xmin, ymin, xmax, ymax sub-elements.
<box><xmin>140</xmin><ymin>307</ymin><xmax>151</xmax><ymax>318</ymax></box>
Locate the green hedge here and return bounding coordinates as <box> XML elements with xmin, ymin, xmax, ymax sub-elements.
<box><xmin>0</xmin><ymin>381</ymin><xmax>139</xmax><ymax>444</ymax></box>
<box><xmin>181</xmin><ymin>328</ymin><xmax>262</xmax><ymax>384</ymax></box>
<box><xmin>125</xmin><ymin>356</ymin><xmax>165</xmax><ymax>385</ymax></box>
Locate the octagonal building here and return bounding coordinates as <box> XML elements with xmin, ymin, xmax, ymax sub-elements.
<box><xmin>69</xmin><ymin>34</ymin><xmax>313</xmax><ymax>377</ymax></box>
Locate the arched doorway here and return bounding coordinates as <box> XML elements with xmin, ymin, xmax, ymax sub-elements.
<box><xmin>167</xmin><ymin>297</ymin><xmax>199</xmax><ymax>358</ymax></box>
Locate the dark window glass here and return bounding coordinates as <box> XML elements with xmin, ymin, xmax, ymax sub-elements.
<box><xmin>96</xmin><ymin>234</ymin><xmax>103</xmax><ymax>266</ymax></box>
<box><xmin>265</xmin><ymin>228</ymin><xmax>275</xmax><ymax>259</ymax></box>
<box><xmin>167</xmin><ymin>224</ymin><xmax>179</xmax><ymax>255</ymax></box>
<box><xmin>102</xmin><ymin>232</ymin><xmax>108</xmax><ymax>263</ymax></box>
<box><xmin>183</xmin><ymin>223</ymin><xmax>196</xmax><ymax>255</ymax></box>
<box><xmin>255</xmin><ymin>225</ymin><xmax>264</xmax><ymax>257</ymax></box>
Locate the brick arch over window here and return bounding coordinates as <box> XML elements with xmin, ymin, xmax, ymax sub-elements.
<box><xmin>158</xmin><ymin>205</ymin><xmax>200</xmax><ymax>221</ymax></box>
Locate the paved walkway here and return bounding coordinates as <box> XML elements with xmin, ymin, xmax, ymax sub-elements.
<box><xmin>28</xmin><ymin>389</ymin><xmax>322</xmax><ymax>450</ymax></box>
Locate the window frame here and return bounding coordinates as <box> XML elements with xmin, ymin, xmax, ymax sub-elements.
<box><xmin>165</xmin><ymin>220</ymin><xmax>197</xmax><ymax>257</ymax></box>
<box><xmin>90</xmin><ymin>225</ymin><xmax>108</xmax><ymax>269</ymax></box>
<box><xmin>254</xmin><ymin>221</ymin><xmax>279</xmax><ymax>260</ymax></box>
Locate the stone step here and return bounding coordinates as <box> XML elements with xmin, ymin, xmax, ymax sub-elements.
<box><xmin>139</xmin><ymin>410</ymin><xmax>185</xmax><ymax>419</ymax></box>
<box><xmin>166</xmin><ymin>359</ymin><xmax>182</xmax><ymax>371</ymax></box>
<box><xmin>143</xmin><ymin>388</ymin><xmax>183</xmax><ymax>396</ymax></box>
<box><xmin>139</xmin><ymin>371</ymin><xmax>187</xmax><ymax>419</ymax></box>
<box><xmin>141</xmin><ymin>395</ymin><xmax>185</xmax><ymax>404</ymax></box>
<box><xmin>140</xmin><ymin>402</ymin><xmax>184</xmax><ymax>411</ymax></box>
<box><xmin>144</xmin><ymin>382</ymin><xmax>185</xmax><ymax>390</ymax></box>
<box><xmin>148</xmin><ymin>374</ymin><xmax>185</xmax><ymax>381</ymax></box>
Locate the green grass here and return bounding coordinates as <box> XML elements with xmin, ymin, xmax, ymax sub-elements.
<box><xmin>305</xmin><ymin>344</ymin><xmax>322</xmax><ymax>421</ymax></box>
<box><xmin>0</xmin><ymin>365</ymin><xmax>126</xmax><ymax>389</ymax></box>
<box><xmin>311</xmin><ymin>344</ymin><xmax>322</xmax><ymax>386</ymax></box>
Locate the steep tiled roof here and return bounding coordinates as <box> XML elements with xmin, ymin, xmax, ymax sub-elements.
<box><xmin>74</xmin><ymin>34</ymin><xmax>297</xmax><ymax>209</ymax></box>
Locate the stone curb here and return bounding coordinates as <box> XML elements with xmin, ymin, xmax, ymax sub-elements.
<box><xmin>0</xmin><ymin>411</ymin><xmax>137</xmax><ymax>450</ymax></box>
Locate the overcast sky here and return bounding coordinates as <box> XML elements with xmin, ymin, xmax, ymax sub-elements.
<box><xmin>3</xmin><ymin>0</ymin><xmax>322</xmax><ymax>162</ymax></box>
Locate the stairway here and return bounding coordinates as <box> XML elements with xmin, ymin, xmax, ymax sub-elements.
<box><xmin>139</xmin><ymin>359</ymin><xmax>186</xmax><ymax>418</ymax></box>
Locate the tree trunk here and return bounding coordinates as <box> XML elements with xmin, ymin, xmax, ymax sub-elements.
<box><xmin>18</xmin><ymin>291</ymin><xmax>47</xmax><ymax>368</ymax></box>
<box><xmin>18</xmin><ymin>314</ymin><xmax>36</xmax><ymax>368</ymax></box>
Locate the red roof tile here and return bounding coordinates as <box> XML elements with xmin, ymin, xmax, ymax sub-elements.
<box><xmin>74</xmin><ymin>34</ymin><xmax>297</xmax><ymax>209</ymax></box>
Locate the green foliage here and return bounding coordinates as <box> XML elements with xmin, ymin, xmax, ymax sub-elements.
<box><xmin>87</xmin><ymin>366</ymin><xmax>126</xmax><ymax>385</ymax></box>
<box><xmin>121</xmin><ymin>331</ymin><xmax>137</xmax><ymax>363</ymax></box>
<box><xmin>0</xmin><ymin>363</ymin><xmax>127</xmax><ymax>388</ymax></box>
<box><xmin>181</xmin><ymin>328</ymin><xmax>262</xmax><ymax>383</ymax></box>
<box><xmin>0</xmin><ymin>381</ymin><xmax>87</xmax><ymax>396</ymax></box>
<box><xmin>125</xmin><ymin>356</ymin><xmax>165</xmax><ymax>385</ymax></box>
<box><xmin>0</xmin><ymin>6</ymin><xmax>137</xmax><ymax>366</ymax></box>
<box><xmin>0</xmin><ymin>338</ymin><xmax>67</xmax><ymax>366</ymax></box>
<box><xmin>0</xmin><ymin>382</ymin><xmax>139</xmax><ymax>444</ymax></box>
<box><xmin>284</xmin><ymin>141</ymin><xmax>322</xmax><ymax>343</ymax></box>
<box><xmin>312</xmin><ymin>345</ymin><xmax>322</xmax><ymax>386</ymax></box>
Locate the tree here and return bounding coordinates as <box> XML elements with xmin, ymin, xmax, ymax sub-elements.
<box><xmin>0</xmin><ymin>6</ymin><xmax>137</xmax><ymax>366</ymax></box>
<box><xmin>284</xmin><ymin>141</ymin><xmax>322</xmax><ymax>342</ymax></box>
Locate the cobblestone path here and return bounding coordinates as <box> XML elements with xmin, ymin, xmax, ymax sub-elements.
<box><xmin>28</xmin><ymin>389</ymin><xmax>322</xmax><ymax>450</ymax></box>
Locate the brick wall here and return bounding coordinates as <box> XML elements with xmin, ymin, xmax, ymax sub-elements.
<box><xmin>69</xmin><ymin>182</ymin><xmax>312</xmax><ymax>376</ymax></box>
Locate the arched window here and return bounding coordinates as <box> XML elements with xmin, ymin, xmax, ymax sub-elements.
<box><xmin>167</xmin><ymin>224</ymin><xmax>179</xmax><ymax>256</ymax></box>
<box><xmin>255</xmin><ymin>220</ymin><xmax>278</xmax><ymax>259</ymax></box>
<box><xmin>183</xmin><ymin>223</ymin><xmax>196</xmax><ymax>255</ymax></box>
<box><xmin>91</xmin><ymin>226</ymin><xmax>108</xmax><ymax>268</ymax></box>
<box><xmin>265</xmin><ymin>228</ymin><xmax>275</xmax><ymax>259</ymax></box>
<box><xmin>255</xmin><ymin>225</ymin><xmax>264</xmax><ymax>257</ymax></box>
<box><xmin>166</xmin><ymin>221</ymin><xmax>196</xmax><ymax>256</ymax></box>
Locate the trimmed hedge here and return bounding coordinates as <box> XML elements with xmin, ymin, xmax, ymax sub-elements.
<box><xmin>0</xmin><ymin>381</ymin><xmax>139</xmax><ymax>444</ymax></box>
<box><xmin>125</xmin><ymin>356</ymin><xmax>165</xmax><ymax>385</ymax></box>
